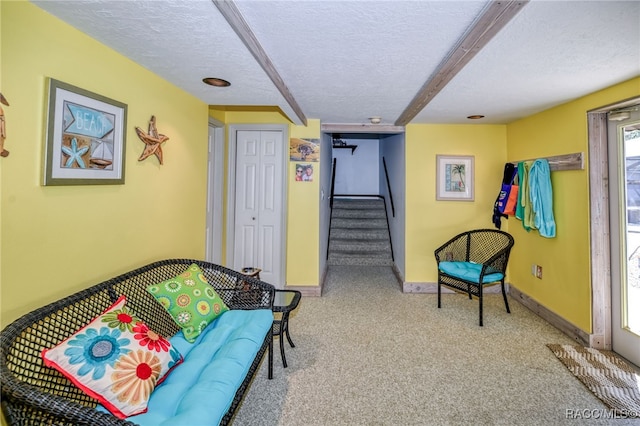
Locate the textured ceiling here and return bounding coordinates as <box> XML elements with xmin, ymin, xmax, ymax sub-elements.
<box><xmin>31</xmin><ymin>0</ymin><xmax>640</xmax><ymax>126</ymax></box>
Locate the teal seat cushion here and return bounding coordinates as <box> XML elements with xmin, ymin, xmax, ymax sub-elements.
<box><xmin>439</xmin><ymin>261</ymin><xmax>504</xmax><ymax>284</ymax></box>
<box><xmin>125</xmin><ymin>309</ymin><xmax>273</xmax><ymax>426</ymax></box>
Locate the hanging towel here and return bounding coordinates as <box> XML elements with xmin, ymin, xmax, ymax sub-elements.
<box><xmin>516</xmin><ymin>161</ymin><xmax>534</xmax><ymax>231</ymax></box>
<box><xmin>529</xmin><ymin>159</ymin><xmax>556</xmax><ymax>238</ymax></box>
<box><xmin>492</xmin><ymin>163</ymin><xmax>515</xmax><ymax>229</ymax></box>
<box><xmin>499</xmin><ymin>165</ymin><xmax>519</xmax><ymax>216</ymax></box>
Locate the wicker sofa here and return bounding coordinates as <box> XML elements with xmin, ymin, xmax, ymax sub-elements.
<box><xmin>0</xmin><ymin>259</ymin><xmax>275</xmax><ymax>426</ymax></box>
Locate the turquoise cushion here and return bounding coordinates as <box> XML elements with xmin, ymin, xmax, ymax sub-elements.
<box><xmin>128</xmin><ymin>309</ymin><xmax>273</xmax><ymax>426</ymax></box>
<box><xmin>439</xmin><ymin>261</ymin><xmax>504</xmax><ymax>284</ymax></box>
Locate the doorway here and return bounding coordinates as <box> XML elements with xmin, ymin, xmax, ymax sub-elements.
<box><xmin>608</xmin><ymin>106</ymin><xmax>640</xmax><ymax>366</ymax></box>
<box><xmin>226</xmin><ymin>124</ymin><xmax>287</xmax><ymax>288</ymax></box>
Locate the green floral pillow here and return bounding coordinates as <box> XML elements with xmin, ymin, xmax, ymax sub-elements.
<box><xmin>41</xmin><ymin>296</ymin><xmax>182</xmax><ymax>419</ymax></box>
<box><xmin>147</xmin><ymin>263</ymin><xmax>229</xmax><ymax>343</ymax></box>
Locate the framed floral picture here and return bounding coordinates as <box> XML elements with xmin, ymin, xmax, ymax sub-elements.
<box><xmin>43</xmin><ymin>78</ymin><xmax>127</xmax><ymax>185</ymax></box>
<box><xmin>436</xmin><ymin>155</ymin><xmax>474</xmax><ymax>201</ymax></box>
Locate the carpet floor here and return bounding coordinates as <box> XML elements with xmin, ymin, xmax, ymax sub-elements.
<box><xmin>232</xmin><ymin>266</ymin><xmax>640</xmax><ymax>425</ymax></box>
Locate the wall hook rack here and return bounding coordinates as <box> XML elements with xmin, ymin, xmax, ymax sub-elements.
<box><xmin>511</xmin><ymin>152</ymin><xmax>583</xmax><ymax>172</ymax></box>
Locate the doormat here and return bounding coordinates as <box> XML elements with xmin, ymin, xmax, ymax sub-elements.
<box><xmin>547</xmin><ymin>344</ymin><xmax>640</xmax><ymax>418</ymax></box>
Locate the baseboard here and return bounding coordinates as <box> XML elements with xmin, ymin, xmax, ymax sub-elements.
<box><xmin>402</xmin><ymin>281</ymin><xmax>507</xmax><ymax>294</ymax></box>
<box><xmin>284</xmin><ymin>285</ymin><xmax>322</xmax><ymax>297</ymax></box>
<box><xmin>508</xmin><ymin>285</ymin><xmax>590</xmax><ymax>346</ymax></box>
<box><xmin>284</xmin><ymin>266</ymin><xmax>325</xmax><ymax>297</ymax></box>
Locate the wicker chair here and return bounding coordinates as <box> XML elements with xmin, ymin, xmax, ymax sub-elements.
<box><xmin>0</xmin><ymin>259</ymin><xmax>274</xmax><ymax>426</ymax></box>
<box><xmin>434</xmin><ymin>229</ymin><xmax>515</xmax><ymax>326</ymax></box>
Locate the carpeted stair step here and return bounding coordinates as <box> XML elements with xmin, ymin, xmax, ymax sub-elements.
<box><xmin>331</xmin><ymin>208</ymin><xmax>386</xmax><ymax>220</ymax></box>
<box><xmin>329</xmin><ymin>227</ymin><xmax>388</xmax><ymax>240</ymax></box>
<box><xmin>327</xmin><ymin>252</ymin><xmax>393</xmax><ymax>266</ymax></box>
<box><xmin>329</xmin><ymin>238</ymin><xmax>391</xmax><ymax>252</ymax></box>
<box><xmin>328</xmin><ymin>198</ymin><xmax>393</xmax><ymax>266</ymax></box>
<box><xmin>332</xmin><ymin>198</ymin><xmax>384</xmax><ymax>209</ymax></box>
<box><xmin>330</xmin><ymin>218</ymin><xmax>388</xmax><ymax>229</ymax></box>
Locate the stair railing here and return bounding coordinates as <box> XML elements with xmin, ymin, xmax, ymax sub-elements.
<box><xmin>330</xmin><ymin>158</ymin><xmax>337</xmax><ymax>210</ymax></box>
<box><xmin>382</xmin><ymin>157</ymin><xmax>395</xmax><ymax>218</ymax></box>
<box><xmin>326</xmin><ymin>158</ymin><xmax>337</xmax><ymax>260</ymax></box>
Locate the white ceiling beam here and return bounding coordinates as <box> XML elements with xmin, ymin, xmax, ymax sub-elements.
<box><xmin>322</xmin><ymin>123</ymin><xmax>405</xmax><ymax>134</ymax></box>
<box><xmin>213</xmin><ymin>0</ymin><xmax>308</xmax><ymax>126</ymax></box>
<box><xmin>395</xmin><ymin>0</ymin><xmax>529</xmax><ymax>126</ymax></box>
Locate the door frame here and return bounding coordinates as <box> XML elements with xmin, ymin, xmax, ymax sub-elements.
<box><xmin>225</xmin><ymin>123</ymin><xmax>288</xmax><ymax>286</ymax></box>
<box><xmin>587</xmin><ymin>95</ymin><xmax>640</xmax><ymax>349</ymax></box>
<box><xmin>205</xmin><ymin>118</ymin><xmax>225</xmax><ymax>264</ymax></box>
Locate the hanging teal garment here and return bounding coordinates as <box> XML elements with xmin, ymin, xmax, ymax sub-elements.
<box><xmin>529</xmin><ymin>159</ymin><xmax>556</xmax><ymax>238</ymax></box>
<box><xmin>515</xmin><ymin>161</ymin><xmax>529</xmax><ymax>231</ymax></box>
<box><xmin>517</xmin><ymin>161</ymin><xmax>535</xmax><ymax>231</ymax></box>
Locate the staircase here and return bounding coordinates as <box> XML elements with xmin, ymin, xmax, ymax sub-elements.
<box><xmin>327</xmin><ymin>198</ymin><xmax>393</xmax><ymax>266</ymax></box>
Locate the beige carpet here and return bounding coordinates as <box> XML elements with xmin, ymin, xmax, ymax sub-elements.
<box><xmin>232</xmin><ymin>266</ymin><xmax>640</xmax><ymax>425</ymax></box>
<box><xmin>547</xmin><ymin>344</ymin><xmax>640</xmax><ymax>418</ymax></box>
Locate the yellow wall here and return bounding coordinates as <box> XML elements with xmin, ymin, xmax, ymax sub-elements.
<box><xmin>506</xmin><ymin>77</ymin><xmax>640</xmax><ymax>332</ymax></box>
<box><xmin>1</xmin><ymin>1</ymin><xmax>209</xmax><ymax>326</ymax></box>
<box><xmin>404</xmin><ymin>124</ymin><xmax>508</xmax><ymax>282</ymax></box>
<box><xmin>287</xmin><ymin>120</ymin><xmax>321</xmax><ymax>285</ymax></box>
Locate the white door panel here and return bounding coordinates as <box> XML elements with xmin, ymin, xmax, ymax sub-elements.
<box><xmin>239</xmin><ymin>225</ymin><xmax>256</xmax><ymax>267</ymax></box>
<box><xmin>262</xmin><ymin>164</ymin><xmax>276</xmax><ymax>211</ymax></box>
<box><xmin>233</xmin><ymin>129</ymin><xmax>284</xmax><ymax>287</ymax></box>
<box><xmin>242</xmin><ymin>165</ymin><xmax>257</xmax><ymax>211</ymax></box>
<box><xmin>259</xmin><ymin>224</ymin><xmax>275</xmax><ymax>276</ymax></box>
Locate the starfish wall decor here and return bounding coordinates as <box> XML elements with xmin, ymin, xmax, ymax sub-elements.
<box><xmin>0</xmin><ymin>93</ymin><xmax>10</xmax><ymax>158</ymax></box>
<box><xmin>135</xmin><ymin>115</ymin><xmax>169</xmax><ymax>164</ymax></box>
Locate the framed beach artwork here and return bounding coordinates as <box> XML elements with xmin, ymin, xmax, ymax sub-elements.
<box><xmin>43</xmin><ymin>78</ymin><xmax>127</xmax><ymax>185</ymax></box>
<box><xmin>436</xmin><ymin>155</ymin><xmax>474</xmax><ymax>201</ymax></box>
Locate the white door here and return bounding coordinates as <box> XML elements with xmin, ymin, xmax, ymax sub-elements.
<box><xmin>233</xmin><ymin>129</ymin><xmax>285</xmax><ymax>287</ymax></box>
<box><xmin>608</xmin><ymin>106</ymin><xmax>640</xmax><ymax>366</ymax></box>
<box><xmin>206</xmin><ymin>121</ymin><xmax>224</xmax><ymax>264</ymax></box>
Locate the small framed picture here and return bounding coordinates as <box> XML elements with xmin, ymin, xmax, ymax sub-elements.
<box><xmin>43</xmin><ymin>78</ymin><xmax>127</xmax><ymax>185</ymax></box>
<box><xmin>289</xmin><ymin>138</ymin><xmax>319</xmax><ymax>162</ymax></box>
<box><xmin>294</xmin><ymin>163</ymin><xmax>314</xmax><ymax>182</ymax></box>
<box><xmin>436</xmin><ymin>155</ymin><xmax>474</xmax><ymax>201</ymax></box>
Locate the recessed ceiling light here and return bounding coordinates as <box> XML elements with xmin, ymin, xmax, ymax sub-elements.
<box><xmin>467</xmin><ymin>115</ymin><xmax>485</xmax><ymax>120</ymax></box>
<box><xmin>203</xmin><ymin>77</ymin><xmax>231</xmax><ymax>87</ymax></box>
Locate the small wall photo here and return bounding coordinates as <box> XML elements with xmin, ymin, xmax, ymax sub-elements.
<box><xmin>294</xmin><ymin>163</ymin><xmax>314</xmax><ymax>182</ymax></box>
<box><xmin>289</xmin><ymin>138</ymin><xmax>319</xmax><ymax>162</ymax></box>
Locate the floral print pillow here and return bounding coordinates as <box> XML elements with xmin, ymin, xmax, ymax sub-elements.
<box><xmin>146</xmin><ymin>263</ymin><xmax>229</xmax><ymax>343</ymax></box>
<box><xmin>41</xmin><ymin>296</ymin><xmax>182</xmax><ymax>419</ymax></box>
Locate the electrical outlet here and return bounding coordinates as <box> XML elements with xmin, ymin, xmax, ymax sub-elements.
<box><xmin>531</xmin><ymin>264</ymin><xmax>537</xmax><ymax>276</ymax></box>
<box><xmin>536</xmin><ymin>265</ymin><xmax>543</xmax><ymax>279</ymax></box>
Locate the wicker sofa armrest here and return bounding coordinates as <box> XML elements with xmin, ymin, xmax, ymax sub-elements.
<box><xmin>1</xmin><ymin>259</ymin><xmax>275</xmax><ymax>426</ymax></box>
